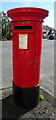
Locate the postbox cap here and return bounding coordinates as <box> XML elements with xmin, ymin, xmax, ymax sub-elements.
<box><xmin>7</xmin><ymin>7</ymin><xmax>49</xmax><ymax>21</ymax></box>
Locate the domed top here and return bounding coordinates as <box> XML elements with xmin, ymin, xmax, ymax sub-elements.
<box><xmin>7</xmin><ymin>7</ymin><xmax>49</xmax><ymax>21</ymax></box>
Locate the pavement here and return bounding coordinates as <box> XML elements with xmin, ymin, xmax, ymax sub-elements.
<box><xmin>0</xmin><ymin>39</ymin><xmax>56</xmax><ymax>119</ymax></box>
<box><xmin>0</xmin><ymin>87</ymin><xmax>56</xmax><ymax>120</ymax></box>
<box><xmin>40</xmin><ymin>39</ymin><xmax>54</xmax><ymax>97</ymax></box>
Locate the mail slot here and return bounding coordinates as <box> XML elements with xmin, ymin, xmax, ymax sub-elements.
<box><xmin>14</xmin><ymin>26</ymin><xmax>32</xmax><ymax>29</ymax></box>
<box><xmin>7</xmin><ymin>7</ymin><xmax>49</xmax><ymax>108</ymax></box>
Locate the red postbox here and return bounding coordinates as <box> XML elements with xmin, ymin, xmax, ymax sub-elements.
<box><xmin>7</xmin><ymin>7</ymin><xmax>49</xmax><ymax>108</ymax></box>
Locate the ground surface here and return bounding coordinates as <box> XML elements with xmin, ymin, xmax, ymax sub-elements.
<box><xmin>0</xmin><ymin>88</ymin><xmax>56</xmax><ymax>120</ymax></box>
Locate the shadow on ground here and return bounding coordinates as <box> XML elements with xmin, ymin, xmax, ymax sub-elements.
<box><xmin>1</xmin><ymin>89</ymin><xmax>56</xmax><ymax>120</ymax></box>
<box><xmin>2</xmin><ymin>95</ymin><xmax>31</xmax><ymax>120</ymax></box>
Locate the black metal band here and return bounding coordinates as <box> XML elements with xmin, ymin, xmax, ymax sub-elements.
<box><xmin>13</xmin><ymin>83</ymin><xmax>40</xmax><ymax>109</ymax></box>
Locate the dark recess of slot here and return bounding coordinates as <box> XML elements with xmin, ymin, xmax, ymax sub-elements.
<box><xmin>14</xmin><ymin>26</ymin><xmax>32</xmax><ymax>29</ymax></box>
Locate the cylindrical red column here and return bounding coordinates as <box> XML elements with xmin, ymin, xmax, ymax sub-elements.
<box><xmin>7</xmin><ymin>7</ymin><xmax>49</xmax><ymax>108</ymax></box>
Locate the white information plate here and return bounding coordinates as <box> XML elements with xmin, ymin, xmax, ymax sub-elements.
<box><xmin>19</xmin><ymin>34</ymin><xmax>28</xmax><ymax>49</ymax></box>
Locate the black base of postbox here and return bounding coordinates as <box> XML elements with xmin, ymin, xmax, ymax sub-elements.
<box><xmin>13</xmin><ymin>83</ymin><xmax>40</xmax><ymax>109</ymax></box>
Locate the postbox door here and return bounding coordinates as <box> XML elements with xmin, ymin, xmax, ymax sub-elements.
<box><xmin>13</xmin><ymin>22</ymin><xmax>42</xmax><ymax>88</ymax></box>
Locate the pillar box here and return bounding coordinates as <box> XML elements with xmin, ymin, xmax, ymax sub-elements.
<box><xmin>7</xmin><ymin>7</ymin><xmax>49</xmax><ymax>108</ymax></box>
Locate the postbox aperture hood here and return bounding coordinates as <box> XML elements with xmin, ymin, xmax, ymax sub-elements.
<box><xmin>7</xmin><ymin>7</ymin><xmax>49</xmax><ymax>22</ymax></box>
